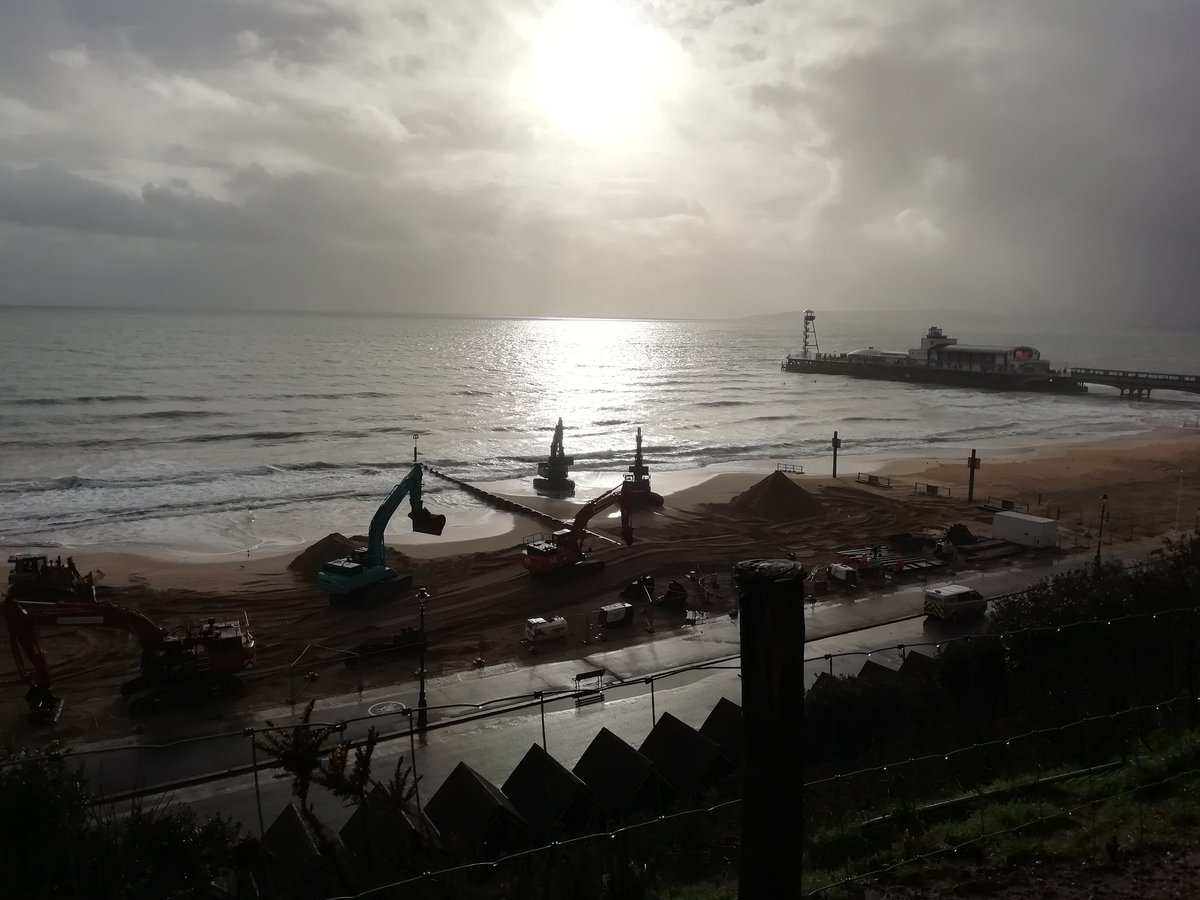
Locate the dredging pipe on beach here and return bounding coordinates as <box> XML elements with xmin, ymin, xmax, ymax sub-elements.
<box><xmin>420</xmin><ymin>465</ymin><xmax>624</xmax><ymax>545</ymax></box>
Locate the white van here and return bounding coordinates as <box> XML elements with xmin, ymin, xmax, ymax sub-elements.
<box><xmin>923</xmin><ymin>585</ymin><xmax>987</xmax><ymax>621</ymax></box>
<box><xmin>525</xmin><ymin>616</ymin><xmax>568</xmax><ymax>643</ymax></box>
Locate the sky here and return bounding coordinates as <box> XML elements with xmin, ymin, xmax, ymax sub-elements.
<box><xmin>1</xmin><ymin>0</ymin><xmax>1199</xmax><ymax>323</ymax></box>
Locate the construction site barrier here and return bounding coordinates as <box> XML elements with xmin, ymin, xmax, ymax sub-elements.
<box><xmin>776</xmin><ymin>463</ymin><xmax>805</xmax><ymax>474</ymax></box>
<box><xmin>914</xmin><ymin>482</ymin><xmax>951</xmax><ymax>497</ymax></box>
<box><xmin>986</xmin><ymin>496</ymin><xmax>1029</xmax><ymax>513</ymax></box>
<box><xmin>856</xmin><ymin>473</ymin><xmax>892</xmax><ymax>488</ymax></box>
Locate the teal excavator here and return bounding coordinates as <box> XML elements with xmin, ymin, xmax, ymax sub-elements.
<box><xmin>318</xmin><ymin>464</ymin><xmax>446</xmax><ymax>603</ymax></box>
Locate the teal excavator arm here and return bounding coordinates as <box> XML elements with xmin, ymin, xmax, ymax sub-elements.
<box><xmin>365</xmin><ymin>464</ymin><xmax>445</xmax><ymax>566</ymax></box>
<box><xmin>318</xmin><ymin>463</ymin><xmax>446</xmax><ymax>600</ymax></box>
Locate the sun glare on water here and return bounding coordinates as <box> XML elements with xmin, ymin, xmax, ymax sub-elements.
<box><xmin>523</xmin><ymin>0</ymin><xmax>681</xmax><ymax>146</ymax></box>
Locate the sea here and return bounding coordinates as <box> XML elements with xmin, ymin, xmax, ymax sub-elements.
<box><xmin>1</xmin><ymin>306</ymin><xmax>1197</xmax><ymax>556</ymax></box>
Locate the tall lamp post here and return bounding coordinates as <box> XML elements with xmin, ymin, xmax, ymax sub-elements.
<box><xmin>1176</xmin><ymin>471</ymin><xmax>1184</xmax><ymax>533</ymax></box>
<box><xmin>416</xmin><ymin>586</ymin><xmax>430</xmax><ymax>731</ymax></box>
<box><xmin>1094</xmin><ymin>493</ymin><xmax>1108</xmax><ymax>570</ymax></box>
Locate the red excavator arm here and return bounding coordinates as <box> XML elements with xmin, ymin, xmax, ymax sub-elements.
<box><xmin>568</xmin><ymin>481</ymin><xmax>635</xmax><ymax>547</ymax></box>
<box><xmin>520</xmin><ymin>481</ymin><xmax>635</xmax><ymax>574</ymax></box>
<box><xmin>4</xmin><ymin>593</ymin><xmax>166</xmax><ymax>722</ymax></box>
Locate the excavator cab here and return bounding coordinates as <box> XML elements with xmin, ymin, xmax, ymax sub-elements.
<box><xmin>409</xmin><ymin>507</ymin><xmax>447</xmax><ymax>536</ymax></box>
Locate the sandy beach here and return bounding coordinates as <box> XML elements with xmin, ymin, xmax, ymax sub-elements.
<box><xmin>2</xmin><ymin>429</ymin><xmax>1198</xmax><ymax>742</ymax></box>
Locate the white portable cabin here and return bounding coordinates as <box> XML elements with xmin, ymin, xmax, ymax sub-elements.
<box><xmin>525</xmin><ymin>616</ymin><xmax>568</xmax><ymax>643</ymax></box>
<box><xmin>992</xmin><ymin>511</ymin><xmax>1058</xmax><ymax>548</ymax></box>
<box><xmin>597</xmin><ymin>602</ymin><xmax>634</xmax><ymax>628</ymax></box>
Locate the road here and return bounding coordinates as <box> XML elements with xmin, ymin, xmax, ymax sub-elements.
<box><xmin>69</xmin><ymin>539</ymin><xmax>1160</xmax><ymax>833</ymax></box>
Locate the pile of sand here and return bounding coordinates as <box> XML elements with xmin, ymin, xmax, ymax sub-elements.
<box><xmin>288</xmin><ymin>533</ymin><xmax>414</xmax><ymax>583</ymax></box>
<box><xmin>729</xmin><ymin>471</ymin><xmax>826</xmax><ymax>520</ymax></box>
<box><xmin>288</xmin><ymin>533</ymin><xmax>360</xmax><ymax>582</ymax></box>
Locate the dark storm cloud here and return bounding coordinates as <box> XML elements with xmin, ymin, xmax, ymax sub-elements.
<box><xmin>0</xmin><ymin>0</ymin><xmax>1198</xmax><ymax>322</ymax></box>
<box><xmin>793</xmin><ymin>1</ymin><xmax>1200</xmax><ymax>320</ymax></box>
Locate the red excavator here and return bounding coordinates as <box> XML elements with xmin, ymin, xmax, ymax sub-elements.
<box><xmin>520</xmin><ymin>481</ymin><xmax>635</xmax><ymax>575</ymax></box>
<box><xmin>4</xmin><ymin>590</ymin><xmax>257</xmax><ymax>724</ymax></box>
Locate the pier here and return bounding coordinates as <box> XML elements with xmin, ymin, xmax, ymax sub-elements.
<box><xmin>421</xmin><ymin>465</ymin><xmax>624</xmax><ymax>545</ymax></box>
<box><xmin>1069</xmin><ymin>367</ymin><xmax>1200</xmax><ymax>398</ymax></box>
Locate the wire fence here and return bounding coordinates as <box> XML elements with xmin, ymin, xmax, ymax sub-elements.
<box><xmin>10</xmin><ymin>553</ymin><xmax>1200</xmax><ymax>898</ymax></box>
<box><xmin>289</xmin><ymin>690</ymin><xmax>1200</xmax><ymax>900</ymax></box>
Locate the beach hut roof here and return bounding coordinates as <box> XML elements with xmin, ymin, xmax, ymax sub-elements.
<box><xmin>639</xmin><ymin>712</ymin><xmax>729</xmax><ymax>794</ymax></box>
<box><xmin>502</xmin><ymin>743</ymin><xmax>595</xmax><ymax>836</ymax></box>
<box><xmin>573</xmin><ymin>727</ymin><xmax>657</xmax><ymax>817</ymax></box>
<box><xmin>700</xmin><ymin>697</ymin><xmax>744</xmax><ymax>764</ymax></box>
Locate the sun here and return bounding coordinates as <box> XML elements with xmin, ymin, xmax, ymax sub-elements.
<box><xmin>523</xmin><ymin>0</ymin><xmax>681</xmax><ymax>146</ymax></box>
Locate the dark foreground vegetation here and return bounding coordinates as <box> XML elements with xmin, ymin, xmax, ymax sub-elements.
<box><xmin>2</xmin><ymin>535</ymin><xmax>1197</xmax><ymax>899</ymax></box>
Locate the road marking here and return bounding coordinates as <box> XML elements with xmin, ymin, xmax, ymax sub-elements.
<box><xmin>368</xmin><ymin>700</ymin><xmax>409</xmax><ymax>716</ymax></box>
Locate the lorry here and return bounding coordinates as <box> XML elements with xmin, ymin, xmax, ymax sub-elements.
<box><xmin>923</xmin><ymin>584</ymin><xmax>987</xmax><ymax>621</ymax></box>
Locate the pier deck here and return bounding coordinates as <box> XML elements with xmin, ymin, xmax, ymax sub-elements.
<box><xmin>1069</xmin><ymin>367</ymin><xmax>1200</xmax><ymax>397</ymax></box>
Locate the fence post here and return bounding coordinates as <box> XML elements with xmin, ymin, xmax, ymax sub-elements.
<box><xmin>734</xmin><ymin>558</ymin><xmax>806</xmax><ymax>899</ymax></box>
<box><xmin>245</xmin><ymin>727</ymin><xmax>265</xmax><ymax>839</ymax></box>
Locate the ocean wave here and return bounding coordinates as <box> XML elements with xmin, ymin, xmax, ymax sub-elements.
<box><xmin>0</xmin><ymin>458</ymin><xmax>421</xmax><ymax>496</ymax></box>
<box><xmin>264</xmin><ymin>390</ymin><xmax>392</xmax><ymax>401</ymax></box>
<box><xmin>127</xmin><ymin>409</ymin><xmax>222</xmax><ymax>420</ymax></box>
<box><xmin>7</xmin><ymin>393</ymin><xmax>207</xmax><ymax>406</ymax></box>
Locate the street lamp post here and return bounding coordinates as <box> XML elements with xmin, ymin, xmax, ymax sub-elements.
<box><xmin>1094</xmin><ymin>493</ymin><xmax>1108</xmax><ymax>570</ymax></box>
<box><xmin>416</xmin><ymin>586</ymin><xmax>430</xmax><ymax>731</ymax></box>
<box><xmin>1176</xmin><ymin>471</ymin><xmax>1184</xmax><ymax>533</ymax></box>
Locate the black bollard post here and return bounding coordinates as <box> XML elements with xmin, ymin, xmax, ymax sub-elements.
<box><xmin>967</xmin><ymin>449</ymin><xmax>980</xmax><ymax>502</ymax></box>
<box><xmin>831</xmin><ymin>430</ymin><xmax>841</xmax><ymax>479</ymax></box>
<box><xmin>734</xmin><ymin>559</ymin><xmax>806</xmax><ymax>900</ymax></box>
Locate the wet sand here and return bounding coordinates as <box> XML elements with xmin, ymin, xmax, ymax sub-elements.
<box><xmin>2</xmin><ymin>430</ymin><xmax>1198</xmax><ymax>743</ymax></box>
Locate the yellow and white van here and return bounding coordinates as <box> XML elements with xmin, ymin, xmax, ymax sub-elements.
<box><xmin>923</xmin><ymin>584</ymin><xmax>987</xmax><ymax>621</ymax></box>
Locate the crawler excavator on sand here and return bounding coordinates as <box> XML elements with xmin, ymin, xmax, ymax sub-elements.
<box><xmin>4</xmin><ymin>588</ymin><xmax>257</xmax><ymax>724</ymax></box>
<box><xmin>520</xmin><ymin>480</ymin><xmax>635</xmax><ymax>575</ymax></box>
<box><xmin>317</xmin><ymin>463</ymin><xmax>447</xmax><ymax>604</ymax></box>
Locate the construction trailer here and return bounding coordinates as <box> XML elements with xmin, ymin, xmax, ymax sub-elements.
<box><xmin>991</xmin><ymin>510</ymin><xmax>1059</xmax><ymax>548</ymax></box>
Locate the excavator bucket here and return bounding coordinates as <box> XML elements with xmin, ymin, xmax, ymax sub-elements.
<box><xmin>410</xmin><ymin>508</ymin><xmax>447</xmax><ymax>536</ymax></box>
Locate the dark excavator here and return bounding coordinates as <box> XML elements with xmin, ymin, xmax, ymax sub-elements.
<box><xmin>317</xmin><ymin>463</ymin><xmax>447</xmax><ymax>603</ymax></box>
<box><xmin>533</xmin><ymin>417</ymin><xmax>575</xmax><ymax>494</ymax></box>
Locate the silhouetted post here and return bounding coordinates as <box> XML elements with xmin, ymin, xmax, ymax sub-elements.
<box><xmin>1094</xmin><ymin>494</ymin><xmax>1108</xmax><ymax>570</ymax></box>
<box><xmin>734</xmin><ymin>559</ymin><xmax>805</xmax><ymax>900</ymax></box>
<box><xmin>244</xmin><ymin>727</ymin><xmax>265</xmax><ymax>838</ymax></box>
<box><xmin>967</xmin><ymin>449</ymin><xmax>980</xmax><ymax>502</ymax></box>
<box><xmin>416</xmin><ymin>587</ymin><xmax>430</xmax><ymax>731</ymax></box>
<box><xmin>831</xmin><ymin>430</ymin><xmax>841</xmax><ymax>479</ymax></box>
